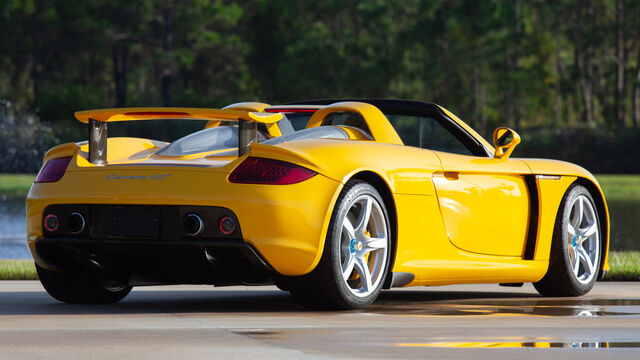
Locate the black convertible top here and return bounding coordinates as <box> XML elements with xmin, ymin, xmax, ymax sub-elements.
<box><xmin>287</xmin><ymin>99</ymin><xmax>443</xmax><ymax>118</ymax></box>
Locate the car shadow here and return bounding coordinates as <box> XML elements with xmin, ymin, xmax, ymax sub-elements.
<box><xmin>0</xmin><ymin>287</ymin><xmax>552</xmax><ymax>316</ymax></box>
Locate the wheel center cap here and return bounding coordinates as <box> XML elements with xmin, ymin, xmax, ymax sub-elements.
<box><xmin>572</xmin><ymin>235</ymin><xmax>582</xmax><ymax>247</ymax></box>
<box><xmin>350</xmin><ymin>239</ymin><xmax>363</xmax><ymax>253</ymax></box>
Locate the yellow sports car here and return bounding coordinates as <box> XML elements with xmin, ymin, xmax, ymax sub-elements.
<box><xmin>27</xmin><ymin>99</ymin><xmax>609</xmax><ymax>309</ymax></box>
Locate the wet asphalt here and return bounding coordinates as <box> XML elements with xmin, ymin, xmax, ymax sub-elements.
<box><xmin>1</xmin><ymin>281</ymin><xmax>639</xmax><ymax>359</ymax></box>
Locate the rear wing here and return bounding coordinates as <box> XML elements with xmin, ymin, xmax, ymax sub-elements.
<box><xmin>74</xmin><ymin>107</ymin><xmax>283</xmax><ymax>165</ymax></box>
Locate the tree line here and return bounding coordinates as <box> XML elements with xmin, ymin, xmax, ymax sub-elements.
<box><xmin>1</xmin><ymin>0</ymin><xmax>640</xmax><ymax>150</ymax></box>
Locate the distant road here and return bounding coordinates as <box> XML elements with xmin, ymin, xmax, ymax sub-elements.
<box><xmin>1</xmin><ymin>281</ymin><xmax>639</xmax><ymax>359</ymax></box>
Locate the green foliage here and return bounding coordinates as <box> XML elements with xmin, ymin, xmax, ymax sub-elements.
<box><xmin>0</xmin><ymin>102</ymin><xmax>57</xmax><ymax>173</ymax></box>
<box><xmin>1</xmin><ymin>0</ymin><xmax>640</xmax><ymax>172</ymax></box>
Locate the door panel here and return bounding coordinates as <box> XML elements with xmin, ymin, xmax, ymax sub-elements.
<box><xmin>431</xmin><ymin>152</ymin><xmax>532</xmax><ymax>257</ymax></box>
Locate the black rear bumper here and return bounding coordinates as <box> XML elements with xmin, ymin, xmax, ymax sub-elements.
<box><xmin>35</xmin><ymin>237</ymin><xmax>276</xmax><ymax>287</ymax></box>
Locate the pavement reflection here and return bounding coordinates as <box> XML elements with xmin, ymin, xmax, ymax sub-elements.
<box><xmin>2</xmin><ymin>282</ymin><xmax>640</xmax><ymax>359</ymax></box>
<box><xmin>368</xmin><ymin>297</ymin><xmax>640</xmax><ymax>317</ymax></box>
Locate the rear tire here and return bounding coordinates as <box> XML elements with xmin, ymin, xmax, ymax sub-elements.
<box><xmin>288</xmin><ymin>180</ymin><xmax>391</xmax><ymax>309</ymax></box>
<box><xmin>36</xmin><ymin>264</ymin><xmax>132</xmax><ymax>304</ymax></box>
<box><xmin>534</xmin><ymin>184</ymin><xmax>602</xmax><ymax>297</ymax></box>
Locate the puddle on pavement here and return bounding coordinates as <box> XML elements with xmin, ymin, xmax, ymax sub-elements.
<box><xmin>395</xmin><ymin>340</ymin><xmax>640</xmax><ymax>349</ymax></box>
<box><xmin>369</xmin><ymin>298</ymin><xmax>640</xmax><ymax>317</ymax></box>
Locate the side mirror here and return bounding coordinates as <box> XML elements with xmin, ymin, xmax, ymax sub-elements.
<box><xmin>492</xmin><ymin>127</ymin><xmax>521</xmax><ymax>160</ymax></box>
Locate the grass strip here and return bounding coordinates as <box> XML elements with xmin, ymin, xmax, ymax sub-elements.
<box><xmin>0</xmin><ymin>260</ymin><xmax>37</xmax><ymax>280</ymax></box>
<box><xmin>0</xmin><ymin>252</ymin><xmax>638</xmax><ymax>281</ymax></box>
<box><xmin>603</xmin><ymin>251</ymin><xmax>640</xmax><ymax>281</ymax></box>
<box><xmin>595</xmin><ymin>174</ymin><xmax>640</xmax><ymax>202</ymax></box>
<box><xmin>0</xmin><ymin>174</ymin><xmax>35</xmax><ymax>198</ymax></box>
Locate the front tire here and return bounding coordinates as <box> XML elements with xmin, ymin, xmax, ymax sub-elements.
<box><xmin>534</xmin><ymin>184</ymin><xmax>602</xmax><ymax>296</ymax></box>
<box><xmin>288</xmin><ymin>180</ymin><xmax>391</xmax><ymax>309</ymax></box>
<box><xmin>36</xmin><ymin>264</ymin><xmax>132</xmax><ymax>304</ymax></box>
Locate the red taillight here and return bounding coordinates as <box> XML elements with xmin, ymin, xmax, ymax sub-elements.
<box><xmin>35</xmin><ymin>157</ymin><xmax>72</xmax><ymax>183</ymax></box>
<box><xmin>229</xmin><ymin>157</ymin><xmax>316</xmax><ymax>185</ymax></box>
<box><xmin>265</xmin><ymin>108</ymin><xmax>317</xmax><ymax>113</ymax></box>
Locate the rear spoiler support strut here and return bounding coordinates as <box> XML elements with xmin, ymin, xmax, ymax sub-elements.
<box><xmin>88</xmin><ymin>119</ymin><xmax>108</xmax><ymax>165</ymax></box>
<box><xmin>238</xmin><ymin>120</ymin><xmax>257</xmax><ymax>157</ymax></box>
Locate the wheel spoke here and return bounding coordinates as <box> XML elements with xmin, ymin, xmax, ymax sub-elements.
<box><xmin>363</xmin><ymin>236</ymin><xmax>386</xmax><ymax>252</ymax></box>
<box><xmin>354</xmin><ymin>255</ymin><xmax>373</xmax><ymax>292</ymax></box>
<box><xmin>354</xmin><ymin>197</ymin><xmax>372</xmax><ymax>236</ymax></box>
<box><xmin>570</xmin><ymin>197</ymin><xmax>583</xmax><ymax>227</ymax></box>
<box><xmin>568</xmin><ymin>244</ymin><xmax>576</xmax><ymax>263</ymax></box>
<box><xmin>582</xmin><ymin>223</ymin><xmax>598</xmax><ymax>238</ymax></box>
<box><xmin>572</xmin><ymin>247</ymin><xmax>580</xmax><ymax>276</ymax></box>
<box><xmin>567</xmin><ymin>224</ymin><xmax>576</xmax><ymax>237</ymax></box>
<box><xmin>577</xmin><ymin>245</ymin><xmax>595</xmax><ymax>275</ymax></box>
<box><xmin>342</xmin><ymin>255</ymin><xmax>355</xmax><ymax>281</ymax></box>
<box><xmin>342</xmin><ymin>217</ymin><xmax>356</xmax><ymax>240</ymax></box>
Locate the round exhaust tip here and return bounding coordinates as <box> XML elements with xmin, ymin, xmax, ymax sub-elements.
<box><xmin>219</xmin><ymin>216</ymin><xmax>236</xmax><ymax>236</ymax></box>
<box><xmin>184</xmin><ymin>213</ymin><xmax>204</xmax><ymax>236</ymax></box>
<box><xmin>68</xmin><ymin>212</ymin><xmax>86</xmax><ymax>234</ymax></box>
<box><xmin>44</xmin><ymin>214</ymin><xmax>59</xmax><ymax>232</ymax></box>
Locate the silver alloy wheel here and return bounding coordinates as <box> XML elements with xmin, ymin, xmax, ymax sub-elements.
<box><xmin>339</xmin><ymin>194</ymin><xmax>388</xmax><ymax>297</ymax></box>
<box><xmin>566</xmin><ymin>194</ymin><xmax>600</xmax><ymax>284</ymax></box>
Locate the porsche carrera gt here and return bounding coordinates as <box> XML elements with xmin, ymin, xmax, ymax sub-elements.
<box><xmin>27</xmin><ymin>99</ymin><xmax>609</xmax><ymax>309</ymax></box>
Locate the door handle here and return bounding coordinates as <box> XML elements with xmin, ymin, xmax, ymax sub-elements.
<box><xmin>444</xmin><ymin>171</ymin><xmax>459</xmax><ymax>180</ymax></box>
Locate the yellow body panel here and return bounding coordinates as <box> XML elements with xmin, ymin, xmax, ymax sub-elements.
<box><xmin>432</xmin><ymin>174</ymin><xmax>530</xmax><ymax>257</ymax></box>
<box><xmin>27</xmin><ymin>162</ymin><xmax>342</xmax><ymax>276</ymax></box>
<box><xmin>390</xmin><ymin>194</ymin><xmax>545</xmax><ymax>285</ymax></box>
<box><xmin>431</xmin><ymin>152</ymin><xmax>532</xmax><ymax>257</ymax></box>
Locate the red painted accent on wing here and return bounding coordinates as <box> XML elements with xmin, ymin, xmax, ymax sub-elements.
<box><xmin>264</xmin><ymin>108</ymin><xmax>317</xmax><ymax>113</ymax></box>
<box><xmin>123</xmin><ymin>112</ymin><xmax>190</xmax><ymax>116</ymax></box>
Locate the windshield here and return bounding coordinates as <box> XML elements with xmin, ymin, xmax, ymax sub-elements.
<box><xmin>155</xmin><ymin>125</ymin><xmax>267</xmax><ymax>156</ymax></box>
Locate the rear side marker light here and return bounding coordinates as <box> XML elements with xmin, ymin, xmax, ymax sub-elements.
<box><xmin>44</xmin><ymin>214</ymin><xmax>59</xmax><ymax>232</ymax></box>
<box><xmin>219</xmin><ymin>216</ymin><xmax>236</xmax><ymax>235</ymax></box>
<box><xmin>229</xmin><ymin>157</ymin><xmax>316</xmax><ymax>185</ymax></box>
<box><xmin>35</xmin><ymin>157</ymin><xmax>72</xmax><ymax>183</ymax></box>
